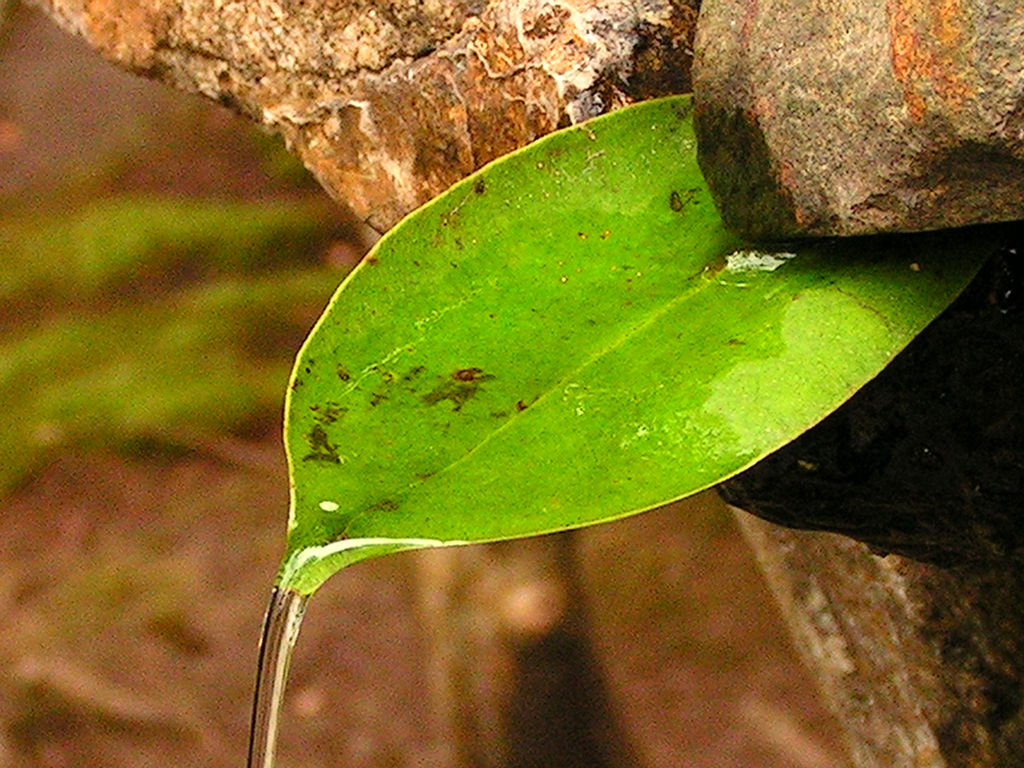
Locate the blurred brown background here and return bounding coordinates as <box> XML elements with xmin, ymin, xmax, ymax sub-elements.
<box><xmin>0</xmin><ymin>4</ymin><xmax>846</xmax><ymax>766</ymax></box>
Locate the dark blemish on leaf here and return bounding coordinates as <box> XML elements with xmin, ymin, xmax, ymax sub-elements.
<box><xmin>358</xmin><ymin>499</ymin><xmax>400</xmax><ymax>520</ymax></box>
<box><xmin>291</xmin><ymin>378</ymin><xmax>303</xmax><ymax>391</ymax></box>
<box><xmin>402</xmin><ymin>365</ymin><xmax>426</xmax><ymax>382</ymax></box>
<box><xmin>370</xmin><ymin>391</ymin><xmax>388</xmax><ymax>407</ymax></box>
<box><xmin>423</xmin><ymin>369</ymin><xmax>495</xmax><ymax>411</ymax></box>
<box><xmin>365</xmin><ymin>255</ymin><xmax>379</xmax><ymax>266</ymax></box>
<box><xmin>310</xmin><ymin>402</ymin><xmax>348</xmax><ymax>425</ymax></box>
<box><xmin>491</xmin><ymin>411</ymin><xmax>509</xmax><ymax>419</ymax></box>
<box><xmin>600</xmin><ymin>230</ymin><xmax>611</xmax><ymax>240</ymax></box>
<box><xmin>336</xmin><ymin>365</ymin><xmax>351</xmax><ymax>381</ymax></box>
<box><xmin>303</xmin><ymin>424</ymin><xmax>341</xmax><ymax>464</ymax></box>
<box><xmin>452</xmin><ymin>367</ymin><xmax>491</xmax><ymax>382</ymax></box>
<box><xmin>577</xmin><ymin>231</ymin><xmax>588</xmax><ymax>240</ymax></box>
<box><xmin>381</xmin><ymin>370</ymin><xmax>396</xmax><ymax>385</ymax></box>
<box><xmin>728</xmin><ymin>338</ymin><xmax>745</xmax><ymax>346</ymax></box>
<box><xmin>304</xmin><ymin>366</ymin><xmax>312</xmax><ymax>374</ymax></box>
<box><xmin>424</xmin><ymin>370</ymin><xmax>493</xmax><ymax>412</ymax></box>
<box><xmin>670</xmin><ymin>188</ymin><xmax>699</xmax><ymax>212</ymax></box>
<box><xmin>516</xmin><ymin>399</ymin><xmax>528</xmax><ymax>412</ymax></box>
<box><xmin>473</xmin><ymin>178</ymin><xmax>486</xmax><ymax>195</ymax></box>
<box><xmin>415</xmin><ymin>471</ymin><xmax>435</xmax><ymax>481</ymax></box>
<box><xmin>450</xmin><ymin>261</ymin><xmax>459</xmax><ymax>269</ymax></box>
<box><xmin>702</xmin><ymin>254</ymin><xmax>727</xmax><ymax>278</ymax></box>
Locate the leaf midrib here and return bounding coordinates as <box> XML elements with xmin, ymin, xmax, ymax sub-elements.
<box><xmin>334</xmin><ymin>253</ymin><xmax>753</xmax><ymax>533</ymax></box>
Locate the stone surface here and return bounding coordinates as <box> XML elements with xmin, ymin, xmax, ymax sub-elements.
<box><xmin>28</xmin><ymin>0</ymin><xmax>698</xmax><ymax>230</ymax></box>
<box><xmin>736</xmin><ymin>513</ymin><xmax>1024</xmax><ymax>768</ymax></box>
<box><xmin>693</xmin><ymin>0</ymin><xmax>1024</xmax><ymax>240</ymax></box>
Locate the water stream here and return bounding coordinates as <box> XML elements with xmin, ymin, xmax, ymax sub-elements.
<box><xmin>247</xmin><ymin>587</ymin><xmax>309</xmax><ymax>768</ymax></box>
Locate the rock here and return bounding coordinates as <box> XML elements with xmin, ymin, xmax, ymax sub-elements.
<box><xmin>692</xmin><ymin>0</ymin><xmax>1024</xmax><ymax>240</ymax></box>
<box><xmin>29</xmin><ymin>0</ymin><xmax>699</xmax><ymax>231</ymax></box>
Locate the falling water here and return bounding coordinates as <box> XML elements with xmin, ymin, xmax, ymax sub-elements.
<box><xmin>247</xmin><ymin>587</ymin><xmax>309</xmax><ymax>768</ymax></box>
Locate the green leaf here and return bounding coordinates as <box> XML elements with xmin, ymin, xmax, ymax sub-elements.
<box><xmin>281</xmin><ymin>95</ymin><xmax>992</xmax><ymax>595</ymax></box>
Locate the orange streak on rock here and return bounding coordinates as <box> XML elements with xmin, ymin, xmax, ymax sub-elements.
<box><xmin>887</xmin><ymin>0</ymin><xmax>975</xmax><ymax>123</ymax></box>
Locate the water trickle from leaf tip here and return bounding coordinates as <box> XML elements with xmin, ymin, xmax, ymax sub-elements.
<box><xmin>247</xmin><ymin>587</ymin><xmax>308</xmax><ymax>768</ymax></box>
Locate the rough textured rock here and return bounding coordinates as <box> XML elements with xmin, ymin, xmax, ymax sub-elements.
<box><xmin>29</xmin><ymin>0</ymin><xmax>698</xmax><ymax>230</ymax></box>
<box><xmin>735</xmin><ymin>514</ymin><xmax>1024</xmax><ymax>768</ymax></box>
<box><xmin>724</xmin><ymin>237</ymin><xmax>1024</xmax><ymax>766</ymax></box>
<box><xmin>693</xmin><ymin>0</ymin><xmax>1024</xmax><ymax>240</ymax></box>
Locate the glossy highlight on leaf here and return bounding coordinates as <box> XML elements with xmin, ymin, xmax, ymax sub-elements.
<box><xmin>280</xmin><ymin>96</ymin><xmax>990</xmax><ymax>595</ymax></box>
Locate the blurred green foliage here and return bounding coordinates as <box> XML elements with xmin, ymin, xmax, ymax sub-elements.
<box><xmin>0</xmin><ymin>195</ymin><xmax>353</xmax><ymax>494</ymax></box>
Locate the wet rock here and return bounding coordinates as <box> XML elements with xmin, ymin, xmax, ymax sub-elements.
<box><xmin>692</xmin><ymin>0</ymin><xmax>1024</xmax><ymax>240</ymax></box>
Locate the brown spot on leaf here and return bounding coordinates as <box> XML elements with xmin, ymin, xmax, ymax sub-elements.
<box><xmin>365</xmin><ymin>498</ymin><xmax>399</xmax><ymax>514</ymax></box>
<box><xmin>424</xmin><ymin>369</ymin><xmax>494</xmax><ymax>411</ymax></box>
<box><xmin>671</xmin><ymin>188</ymin><xmax>700</xmax><ymax>212</ymax></box>
<box><xmin>402</xmin><ymin>365</ymin><xmax>427</xmax><ymax>382</ymax></box>
<box><xmin>310</xmin><ymin>403</ymin><xmax>348</xmax><ymax>425</ymax></box>
<box><xmin>453</xmin><ymin>367</ymin><xmax>488</xmax><ymax>382</ymax></box>
<box><xmin>303</xmin><ymin>424</ymin><xmax>341</xmax><ymax>464</ymax></box>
